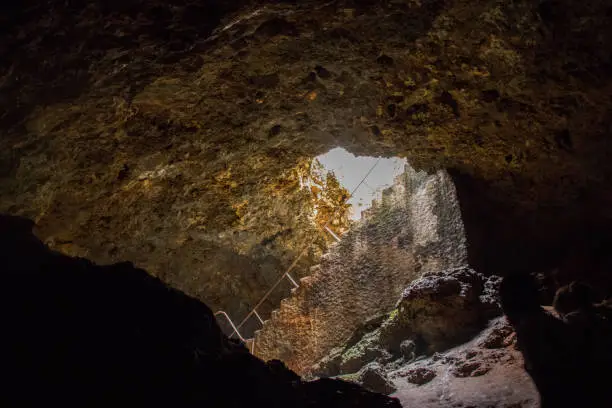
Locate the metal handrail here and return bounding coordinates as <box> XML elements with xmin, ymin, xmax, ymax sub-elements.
<box><xmin>227</xmin><ymin>158</ymin><xmax>382</xmax><ymax>338</ymax></box>
<box><xmin>231</xmin><ymin>257</ymin><xmax>305</xmax><ymax>337</ymax></box>
<box><xmin>323</xmin><ymin>225</ymin><xmax>341</xmax><ymax>242</ymax></box>
<box><xmin>214</xmin><ymin>310</ymin><xmax>248</xmax><ymax>342</ymax></box>
<box><xmin>253</xmin><ymin>309</ymin><xmax>265</xmax><ymax>325</ymax></box>
<box><xmin>215</xmin><ymin>310</ymin><xmax>256</xmax><ymax>354</ymax></box>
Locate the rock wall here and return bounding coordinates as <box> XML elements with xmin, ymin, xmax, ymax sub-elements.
<box><xmin>253</xmin><ymin>164</ymin><xmax>467</xmax><ymax>374</ymax></box>
<box><xmin>2</xmin><ymin>0</ymin><xmax>612</xmax><ymax>326</ymax></box>
<box><xmin>311</xmin><ymin>267</ymin><xmax>503</xmax><ymax>381</ymax></box>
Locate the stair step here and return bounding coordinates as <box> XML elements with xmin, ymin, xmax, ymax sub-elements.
<box><xmin>300</xmin><ymin>276</ymin><xmax>312</xmax><ymax>285</ymax></box>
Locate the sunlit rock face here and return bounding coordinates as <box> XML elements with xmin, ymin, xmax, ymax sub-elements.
<box><xmin>253</xmin><ymin>164</ymin><xmax>467</xmax><ymax>374</ymax></box>
<box><xmin>1</xmin><ymin>0</ymin><xmax>612</xmax><ymax>323</ymax></box>
<box><xmin>364</xmin><ymin>165</ymin><xmax>467</xmax><ymax>274</ymax></box>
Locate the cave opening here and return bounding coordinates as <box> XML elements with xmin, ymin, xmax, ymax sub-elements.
<box><xmin>314</xmin><ymin>147</ymin><xmax>407</xmax><ymax>222</ymax></box>
<box><xmin>250</xmin><ymin>145</ymin><xmax>470</xmax><ymax>374</ymax></box>
<box><xmin>217</xmin><ymin>147</ymin><xmax>410</xmax><ymax>340</ymax></box>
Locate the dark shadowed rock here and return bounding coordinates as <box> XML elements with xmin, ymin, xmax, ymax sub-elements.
<box><xmin>500</xmin><ymin>274</ymin><xmax>612</xmax><ymax>407</ymax></box>
<box><xmin>553</xmin><ymin>281</ymin><xmax>596</xmax><ymax>317</ymax></box>
<box><xmin>311</xmin><ymin>346</ymin><xmax>344</xmax><ymax>378</ymax></box>
<box><xmin>399</xmin><ymin>339</ymin><xmax>416</xmax><ymax>360</ymax></box>
<box><xmin>254</xmin><ymin>17</ymin><xmax>299</xmax><ymax>38</ymax></box>
<box><xmin>0</xmin><ymin>214</ymin><xmax>401</xmax><ymax>408</ymax></box>
<box><xmin>300</xmin><ymin>378</ymin><xmax>400</xmax><ymax>408</ymax></box>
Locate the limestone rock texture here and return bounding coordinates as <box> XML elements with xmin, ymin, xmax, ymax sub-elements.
<box><xmin>253</xmin><ymin>165</ymin><xmax>467</xmax><ymax>374</ymax></box>
<box><xmin>2</xmin><ymin>0</ymin><xmax>612</xmax><ymax>330</ymax></box>
<box><xmin>311</xmin><ymin>267</ymin><xmax>502</xmax><ymax>378</ymax></box>
<box><xmin>391</xmin><ymin>267</ymin><xmax>501</xmax><ymax>352</ymax></box>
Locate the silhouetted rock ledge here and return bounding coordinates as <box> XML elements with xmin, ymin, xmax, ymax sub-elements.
<box><xmin>0</xmin><ymin>214</ymin><xmax>400</xmax><ymax>408</ymax></box>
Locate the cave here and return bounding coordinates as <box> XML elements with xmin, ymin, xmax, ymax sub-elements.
<box><xmin>315</xmin><ymin>147</ymin><xmax>407</xmax><ymax>219</ymax></box>
<box><xmin>1</xmin><ymin>0</ymin><xmax>612</xmax><ymax>407</ymax></box>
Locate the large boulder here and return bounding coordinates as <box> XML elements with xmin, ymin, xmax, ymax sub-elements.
<box><xmin>312</xmin><ymin>267</ymin><xmax>502</xmax><ymax>378</ymax></box>
<box><xmin>386</xmin><ymin>317</ymin><xmax>541</xmax><ymax>407</ymax></box>
<box><xmin>381</xmin><ymin>267</ymin><xmax>502</xmax><ymax>354</ymax></box>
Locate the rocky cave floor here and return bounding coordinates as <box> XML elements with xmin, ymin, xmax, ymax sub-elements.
<box><xmin>383</xmin><ymin>318</ymin><xmax>537</xmax><ymax>408</ymax></box>
<box><xmin>307</xmin><ymin>268</ymin><xmax>612</xmax><ymax>407</ymax></box>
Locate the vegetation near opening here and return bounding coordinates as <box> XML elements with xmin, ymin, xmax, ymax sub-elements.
<box><xmin>293</xmin><ymin>159</ymin><xmax>352</xmax><ymax>243</ymax></box>
<box><xmin>309</xmin><ymin>159</ymin><xmax>352</xmax><ymax>239</ymax></box>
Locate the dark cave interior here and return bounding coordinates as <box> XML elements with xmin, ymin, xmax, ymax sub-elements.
<box><xmin>1</xmin><ymin>0</ymin><xmax>612</xmax><ymax>406</ymax></box>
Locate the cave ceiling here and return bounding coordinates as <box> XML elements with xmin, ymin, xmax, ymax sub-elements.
<box><xmin>1</xmin><ymin>0</ymin><xmax>612</xmax><ymax>313</ymax></box>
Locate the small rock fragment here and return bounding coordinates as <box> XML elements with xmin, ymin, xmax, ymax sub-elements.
<box><xmin>452</xmin><ymin>361</ymin><xmax>491</xmax><ymax>377</ymax></box>
<box><xmin>405</xmin><ymin>367</ymin><xmax>436</xmax><ymax>385</ymax></box>
<box><xmin>477</xmin><ymin>319</ymin><xmax>514</xmax><ymax>349</ymax></box>
<box><xmin>358</xmin><ymin>363</ymin><xmax>397</xmax><ymax>395</ymax></box>
<box><xmin>400</xmin><ymin>339</ymin><xmax>416</xmax><ymax>360</ymax></box>
<box><xmin>315</xmin><ymin>65</ymin><xmax>332</xmax><ymax>79</ymax></box>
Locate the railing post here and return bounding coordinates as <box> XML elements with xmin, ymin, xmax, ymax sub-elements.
<box><xmin>230</xmin><ymin>159</ymin><xmax>382</xmax><ymax>335</ymax></box>
<box><xmin>323</xmin><ymin>225</ymin><xmax>341</xmax><ymax>242</ymax></box>
<box><xmin>214</xmin><ymin>311</ymin><xmax>247</xmax><ymax>342</ymax></box>
<box><xmin>253</xmin><ymin>309</ymin><xmax>264</xmax><ymax>325</ymax></box>
<box><xmin>285</xmin><ymin>272</ymin><xmax>299</xmax><ymax>288</ymax></box>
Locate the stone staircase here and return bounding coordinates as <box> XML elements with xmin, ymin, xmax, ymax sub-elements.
<box><xmin>252</xmin><ymin>165</ymin><xmax>468</xmax><ymax>375</ymax></box>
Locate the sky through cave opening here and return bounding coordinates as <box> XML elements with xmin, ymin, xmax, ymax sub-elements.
<box><xmin>314</xmin><ymin>147</ymin><xmax>407</xmax><ymax>221</ymax></box>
